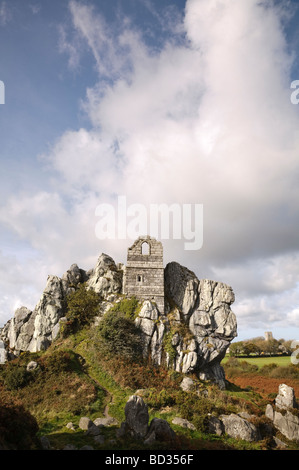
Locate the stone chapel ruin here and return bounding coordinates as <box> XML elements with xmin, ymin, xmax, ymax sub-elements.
<box><xmin>122</xmin><ymin>236</ymin><xmax>165</xmax><ymax>314</ymax></box>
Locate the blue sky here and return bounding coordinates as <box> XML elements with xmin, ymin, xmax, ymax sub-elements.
<box><xmin>1</xmin><ymin>0</ymin><xmax>299</xmax><ymax>343</ymax></box>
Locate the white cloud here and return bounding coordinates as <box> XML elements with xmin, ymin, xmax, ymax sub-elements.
<box><xmin>29</xmin><ymin>4</ymin><xmax>41</xmax><ymax>15</ymax></box>
<box><xmin>67</xmin><ymin>0</ymin><xmax>145</xmax><ymax>80</ymax></box>
<box><xmin>1</xmin><ymin>0</ymin><xmax>299</xmax><ymax>340</ymax></box>
<box><xmin>44</xmin><ymin>128</ymin><xmax>123</xmax><ymax>194</ymax></box>
<box><xmin>58</xmin><ymin>24</ymin><xmax>82</xmax><ymax>71</ymax></box>
<box><xmin>0</xmin><ymin>1</ymin><xmax>11</xmax><ymax>26</ymax></box>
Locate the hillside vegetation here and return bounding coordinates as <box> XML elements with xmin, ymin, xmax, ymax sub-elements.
<box><xmin>0</xmin><ymin>296</ymin><xmax>298</xmax><ymax>451</ymax></box>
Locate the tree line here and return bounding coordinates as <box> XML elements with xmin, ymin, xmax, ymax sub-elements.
<box><xmin>228</xmin><ymin>337</ymin><xmax>294</xmax><ymax>357</ymax></box>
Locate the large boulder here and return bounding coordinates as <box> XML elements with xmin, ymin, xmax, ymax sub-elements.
<box><xmin>61</xmin><ymin>263</ymin><xmax>87</xmax><ymax>295</ymax></box>
<box><xmin>134</xmin><ymin>301</ymin><xmax>165</xmax><ymax>364</ymax></box>
<box><xmin>86</xmin><ymin>254</ymin><xmax>122</xmax><ymax>297</ymax></box>
<box><xmin>0</xmin><ymin>340</ymin><xmax>7</xmax><ymax>364</ymax></box>
<box><xmin>133</xmin><ymin>261</ymin><xmax>237</xmax><ymax>388</ymax></box>
<box><xmin>124</xmin><ymin>395</ymin><xmax>149</xmax><ymax>439</ymax></box>
<box><xmin>271</xmin><ymin>409</ymin><xmax>299</xmax><ymax>442</ymax></box>
<box><xmin>265</xmin><ymin>384</ymin><xmax>299</xmax><ymax>442</ymax></box>
<box><xmin>30</xmin><ymin>275</ymin><xmax>67</xmax><ymax>352</ymax></box>
<box><xmin>144</xmin><ymin>418</ymin><xmax>176</xmax><ymax>445</ymax></box>
<box><xmin>78</xmin><ymin>417</ymin><xmax>94</xmax><ymax>431</ymax></box>
<box><xmin>0</xmin><ymin>274</ymin><xmax>72</xmax><ymax>355</ymax></box>
<box><xmin>2</xmin><ymin>306</ymin><xmax>34</xmax><ymax>352</ymax></box>
<box><xmin>119</xmin><ymin>395</ymin><xmax>176</xmax><ymax>445</ymax></box>
<box><xmin>164</xmin><ymin>262</ymin><xmax>200</xmax><ymax>317</ymax></box>
<box><xmin>219</xmin><ymin>413</ymin><xmax>261</xmax><ymax>441</ymax></box>
<box><xmin>275</xmin><ymin>383</ymin><xmax>297</xmax><ymax>410</ymax></box>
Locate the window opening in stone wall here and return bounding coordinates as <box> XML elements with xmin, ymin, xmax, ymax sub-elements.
<box><xmin>137</xmin><ymin>275</ymin><xmax>143</xmax><ymax>282</ymax></box>
<box><xmin>141</xmin><ymin>241</ymin><xmax>150</xmax><ymax>255</ymax></box>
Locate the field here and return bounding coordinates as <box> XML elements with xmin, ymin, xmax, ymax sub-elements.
<box><xmin>222</xmin><ymin>355</ymin><xmax>291</xmax><ymax>368</ymax></box>
<box><xmin>222</xmin><ymin>355</ymin><xmax>299</xmax><ymax>398</ymax></box>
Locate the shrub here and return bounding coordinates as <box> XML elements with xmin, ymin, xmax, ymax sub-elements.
<box><xmin>259</xmin><ymin>363</ymin><xmax>278</xmax><ymax>376</ymax></box>
<box><xmin>64</xmin><ymin>283</ymin><xmax>101</xmax><ymax>335</ymax></box>
<box><xmin>239</xmin><ymin>360</ymin><xmax>258</xmax><ymax>373</ymax></box>
<box><xmin>269</xmin><ymin>365</ymin><xmax>298</xmax><ymax>379</ymax></box>
<box><xmin>3</xmin><ymin>365</ymin><xmax>31</xmax><ymax>391</ymax></box>
<box><xmin>163</xmin><ymin>331</ymin><xmax>177</xmax><ymax>362</ymax></box>
<box><xmin>42</xmin><ymin>349</ymin><xmax>83</xmax><ymax>375</ymax></box>
<box><xmin>176</xmin><ymin>391</ymin><xmax>215</xmax><ymax>432</ymax></box>
<box><xmin>223</xmin><ymin>358</ymin><xmax>258</xmax><ymax>375</ymax></box>
<box><xmin>97</xmin><ymin>309</ymin><xmax>143</xmax><ymax>361</ymax></box>
<box><xmin>147</xmin><ymin>388</ymin><xmax>177</xmax><ymax>409</ymax></box>
<box><xmin>108</xmin><ymin>296</ymin><xmax>141</xmax><ymax>319</ymax></box>
<box><xmin>93</xmin><ymin>346</ymin><xmax>178</xmax><ymax>391</ymax></box>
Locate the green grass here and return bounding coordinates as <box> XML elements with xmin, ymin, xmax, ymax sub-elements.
<box><xmin>222</xmin><ymin>355</ymin><xmax>291</xmax><ymax>368</ymax></box>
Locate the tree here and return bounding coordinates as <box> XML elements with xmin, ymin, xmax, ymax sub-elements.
<box><xmin>229</xmin><ymin>341</ymin><xmax>244</xmax><ymax>357</ymax></box>
<box><xmin>280</xmin><ymin>340</ymin><xmax>294</xmax><ymax>355</ymax></box>
<box><xmin>264</xmin><ymin>339</ymin><xmax>280</xmax><ymax>356</ymax></box>
<box><xmin>242</xmin><ymin>342</ymin><xmax>260</xmax><ymax>356</ymax></box>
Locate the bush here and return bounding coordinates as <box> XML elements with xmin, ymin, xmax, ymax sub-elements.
<box><xmin>64</xmin><ymin>283</ymin><xmax>101</xmax><ymax>335</ymax></box>
<box><xmin>3</xmin><ymin>365</ymin><xmax>31</xmax><ymax>391</ymax></box>
<box><xmin>42</xmin><ymin>349</ymin><xmax>83</xmax><ymax>375</ymax></box>
<box><xmin>97</xmin><ymin>308</ymin><xmax>143</xmax><ymax>361</ymax></box>
<box><xmin>268</xmin><ymin>364</ymin><xmax>299</xmax><ymax>379</ymax></box>
<box><xmin>223</xmin><ymin>358</ymin><xmax>258</xmax><ymax>376</ymax></box>
<box><xmin>259</xmin><ymin>363</ymin><xmax>278</xmax><ymax>376</ymax></box>
<box><xmin>108</xmin><ymin>296</ymin><xmax>141</xmax><ymax>319</ymax></box>
<box><xmin>176</xmin><ymin>391</ymin><xmax>215</xmax><ymax>432</ymax></box>
<box><xmin>239</xmin><ymin>360</ymin><xmax>258</xmax><ymax>373</ymax></box>
<box><xmin>147</xmin><ymin>388</ymin><xmax>177</xmax><ymax>409</ymax></box>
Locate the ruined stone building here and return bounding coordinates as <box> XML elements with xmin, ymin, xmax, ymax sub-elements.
<box><xmin>123</xmin><ymin>236</ymin><xmax>164</xmax><ymax>314</ymax></box>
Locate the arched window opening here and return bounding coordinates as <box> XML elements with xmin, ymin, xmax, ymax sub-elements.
<box><xmin>141</xmin><ymin>241</ymin><xmax>150</xmax><ymax>255</ymax></box>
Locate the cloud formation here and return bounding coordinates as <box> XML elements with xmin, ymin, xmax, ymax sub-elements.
<box><xmin>1</xmin><ymin>0</ymin><xmax>299</xmax><ymax>340</ymax></box>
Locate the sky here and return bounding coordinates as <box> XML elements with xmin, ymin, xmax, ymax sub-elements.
<box><xmin>1</xmin><ymin>0</ymin><xmax>299</xmax><ymax>342</ymax></box>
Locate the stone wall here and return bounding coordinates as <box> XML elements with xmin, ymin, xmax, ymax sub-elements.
<box><xmin>123</xmin><ymin>236</ymin><xmax>165</xmax><ymax>314</ymax></box>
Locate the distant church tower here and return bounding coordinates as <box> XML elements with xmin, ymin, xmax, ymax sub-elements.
<box><xmin>264</xmin><ymin>331</ymin><xmax>273</xmax><ymax>341</ymax></box>
<box><xmin>123</xmin><ymin>236</ymin><xmax>164</xmax><ymax>314</ymax></box>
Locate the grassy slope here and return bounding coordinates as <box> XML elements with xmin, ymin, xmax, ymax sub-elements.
<box><xmin>1</xmin><ymin>323</ymin><xmax>299</xmax><ymax>450</ymax></box>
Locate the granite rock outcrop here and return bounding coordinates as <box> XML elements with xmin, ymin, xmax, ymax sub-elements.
<box><xmin>265</xmin><ymin>384</ymin><xmax>299</xmax><ymax>442</ymax></box>
<box><xmin>0</xmin><ymin>251</ymin><xmax>237</xmax><ymax>388</ymax></box>
<box><xmin>0</xmin><ymin>254</ymin><xmax>121</xmax><ymax>355</ymax></box>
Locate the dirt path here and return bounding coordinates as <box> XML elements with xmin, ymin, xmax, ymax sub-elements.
<box><xmin>75</xmin><ymin>344</ymin><xmax>115</xmax><ymax>418</ymax></box>
<box><xmin>89</xmin><ymin>373</ymin><xmax>115</xmax><ymax>418</ymax></box>
<box><xmin>103</xmin><ymin>394</ymin><xmax>114</xmax><ymax>418</ymax></box>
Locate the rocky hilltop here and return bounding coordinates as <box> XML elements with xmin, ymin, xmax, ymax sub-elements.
<box><xmin>0</xmin><ymin>253</ymin><xmax>237</xmax><ymax>388</ymax></box>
